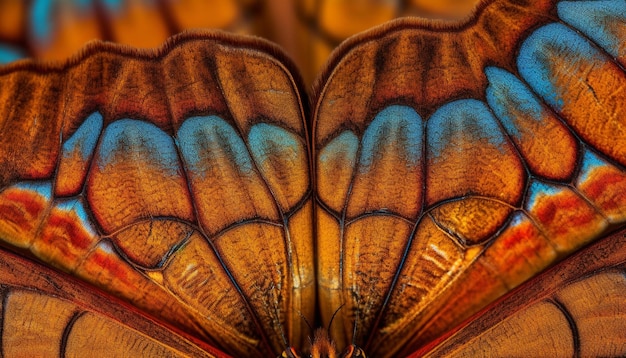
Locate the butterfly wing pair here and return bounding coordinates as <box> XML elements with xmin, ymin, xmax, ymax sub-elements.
<box><xmin>0</xmin><ymin>0</ymin><xmax>625</xmax><ymax>356</ymax></box>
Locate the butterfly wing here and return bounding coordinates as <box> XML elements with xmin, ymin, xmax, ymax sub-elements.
<box><xmin>416</xmin><ymin>227</ymin><xmax>626</xmax><ymax>357</ymax></box>
<box><xmin>0</xmin><ymin>246</ymin><xmax>225</xmax><ymax>357</ymax></box>
<box><xmin>296</xmin><ymin>0</ymin><xmax>490</xmax><ymax>84</ymax></box>
<box><xmin>0</xmin><ymin>31</ymin><xmax>312</xmax><ymax>357</ymax></box>
<box><xmin>313</xmin><ymin>0</ymin><xmax>626</xmax><ymax>355</ymax></box>
<box><xmin>1</xmin><ymin>0</ymin><xmax>625</xmax><ymax>356</ymax></box>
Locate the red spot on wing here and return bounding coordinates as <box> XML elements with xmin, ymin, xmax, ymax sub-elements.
<box><xmin>535</xmin><ymin>194</ymin><xmax>596</xmax><ymax>235</ymax></box>
<box><xmin>47</xmin><ymin>216</ymin><xmax>92</xmax><ymax>250</ymax></box>
<box><xmin>3</xmin><ymin>189</ymin><xmax>47</xmax><ymax>218</ymax></box>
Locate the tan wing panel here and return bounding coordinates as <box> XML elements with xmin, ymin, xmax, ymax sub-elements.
<box><xmin>0</xmin><ymin>246</ymin><xmax>224</xmax><ymax>357</ymax></box>
<box><xmin>419</xmin><ymin>228</ymin><xmax>626</xmax><ymax>357</ymax></box>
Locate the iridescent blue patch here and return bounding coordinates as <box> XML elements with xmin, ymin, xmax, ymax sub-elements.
<box><xmin>427</xmin><ymin>99</ymin><xmax>505</xmax><ymax>158</ymax></box>
<box><xmin>177</xmin><ymin>116</ymin><xmax>254</xmax><ymax>176</ymax></box>
<box><xmin>30</xmin><ymin>0</ymin><xmax>55</xmax><ymax>43</ymax></box>
<box><xmin>577</xmin><ymin>149</ymin><xmax>609</xmax><ymax>185</ymax></box>
<box><xmin>62</xmin><ymin>112</ymin><xmax>103</xmax><ymax>162</ymax></box>
<box><xmin>518</xmin><ymin>23</ymin><xmax>603</xmax><ymax>111</ymax></box>
<box><xmin>485</xmin><ymin>66</ymin><xmax>545</xmax><ymax>141</ymax></box>
<box><xmin>13</xmin><ymin>181</ymin><xmax>53</xmax><ymax>202</ymax></box>
<box><xmin>558</xmin><ymin>0</ymin><xmax>626</xmax><ymax>59</ymax></box>
<box><xmin>98</xmin><ymin>119</ymin><xmax>180</xmax><ymax>174</ymax></box>
<box><xmin>525</xmin><ymin>179</ymin><xmax>564</xmax><ymax>211</ymax></box>
<box><xmin>248</xmin><ymin>123</ymin><xmax>302</xmax><ymax>167</ymax></box>
<box><xmin>319</xmin><ymin>131</ymin><xmax>358</xmax><ymax>169</ymax></box>
<box><xmin>359</xmin><ymin>105</ymin><xmax>422</xmax><ymax>172</ymax></box>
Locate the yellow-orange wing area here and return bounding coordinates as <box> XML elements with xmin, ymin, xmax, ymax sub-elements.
<box><xmin>417</xmin><ymin>227</ymin><xmax>626</xmax><ymax>357</ymax></box>
<box><xmin>313</xmin><ymin>0</ymin><xmax>626</xmax><ymax>356</ymax></box>
<box><xmin>0</xmin><ymin>31</ymin><xmax>312</xmax><ymax>357</ymax></box>
<box><xmin>0</xmin><ymin>245</ymin><xmax>222</xmax><ymax>357</ymax></box>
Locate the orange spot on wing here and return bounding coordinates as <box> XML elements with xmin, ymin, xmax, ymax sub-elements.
<box><xmin>583</xmin><ymin>171</ymin><xmax>626</xmax><ymax>212</ymax></box>
<box><xmin>3</xmin><ymin>189</ymin><xmax>47</xmax><ymax>218</ymax></box>
<box><xmin>43</xmin><ymin>213</ymin><xmax>95</xmax><ymax>251</ymax></box>
<box><xmin>498</xmin><ymin>221</ymin><xmax>535</xmax><ymax>252</ymax></box>
<box><xmin>535</xmin><ymin>194</ymin><xmax>596</xmax><ymax>234</ymax></box>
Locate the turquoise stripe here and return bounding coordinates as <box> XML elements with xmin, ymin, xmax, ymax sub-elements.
<box><xmin>428</xmin><ymin>99</ymin><xmax>505</xmax><ymax>159</ymax></box>
<box><xmin>359</xmin><ymin>105</ymin><xmax>423</xmax><ymax>172</ymax></box>
<box><xmin>177</xmin><ymin>116</ymin><xmax>254</xmax><ymax>176</ymax></box>
<box><xmin>558</xmin><ymin>0</ymin><xmax>626</xmax><ymax>59</ymax></box>
<box><xmin>98</xmin><ymin>119</ymin><xmax>180</xmax><ymax>174</ymax></box>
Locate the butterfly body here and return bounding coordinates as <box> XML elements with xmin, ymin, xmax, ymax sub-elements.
<box><xmin>281</xmin><ymin>329</ymin><xmax>366</xmax><ymax>358</ymax></box>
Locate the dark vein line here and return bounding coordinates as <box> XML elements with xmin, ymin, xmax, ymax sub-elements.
<box><xmin>61</xmin><ymin>310</ymin><xmax>85</xmax><ymax>358</ymax></box>
<box><xmin>550</xmin><ymin>298</ymin><xmax>580</xmax><ymax>358</ymax></box>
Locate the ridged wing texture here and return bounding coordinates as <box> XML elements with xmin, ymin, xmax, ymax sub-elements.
<box><xmin>0</xmin><ymin>0</ymin><xmax>625</xmax><ymax>357</ymax></box>
<box><xmin>0</xmin><ymin>32</ymin><xmax>311</xmax><ymax>357</ymax></box>
<box><xmin>0</xmin><ymin>246</ymin><xmax>221</xmax><ymax>357</ymax></box>
<box><xmin>313</xmin><ymin>0</ymin><xmax>626</xmax><ymax>355</ymax></box>
<box><xmin>419</xmin><ymin>228</ymin><xmax>626</xmax><ymax>357</ymax></box>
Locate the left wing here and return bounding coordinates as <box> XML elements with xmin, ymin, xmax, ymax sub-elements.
<box><xmin>0</xmin><ymin>246</ymin><xmax>226</xmax><ymax>357</ymax></box>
